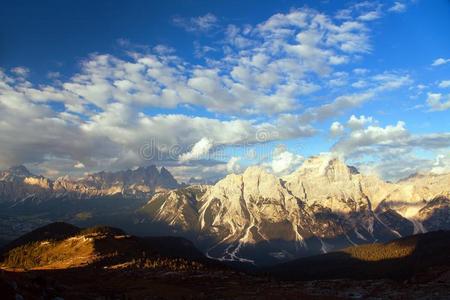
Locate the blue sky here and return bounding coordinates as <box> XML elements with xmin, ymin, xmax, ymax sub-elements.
<box><xmin>0</xmin><ymin>0</ymin><xmax>449</xmax><ymax>181</ymax></box>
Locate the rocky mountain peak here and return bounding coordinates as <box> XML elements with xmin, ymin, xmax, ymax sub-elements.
<box><xmin>0</xmin><ymin>165</ymin><xmax>34</xmax><ymax>181</ymax></box>
<box><xmin>291</xmin><ymin>154</ymin><xmax>356</xmax><ymax>181</ymax></box>
<box><xmin>79</xmin><ymin>165</ymin><xmax>179</xmax><ymax>189</ymax></box>
<box><xmin>242</xmin><ymin>165</ymin><xmax>268</xmax><ymax>176</ymax></box>
<box><xmin>8</xmin><ymin>165</ymin><xmax>32</xmax><ymax>175</ymax></box>
<box><xmin>157</xmin><ymin>166</ymin><xmax>179</xmax><ymax>189</ymax></box>
<box><xmin>397</xmin><ymin>171</ymin><xmax>430</xmax><ymax>183</ymax></box>
<box><xmin>213</xmin><ymin>165</ymin><xmax>282</xmax><ymax>196</ymax></box>
<box><xmin>242</xmin><ymin>166</ymin><xmax>284</xmax><ymax>198</ymax></box>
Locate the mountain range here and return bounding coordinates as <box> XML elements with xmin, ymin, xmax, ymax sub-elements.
<box><xmin>0</xmin><ymin>164</ymin><xmax>179</xmax><ymax>204</ymax></box>
<box><xmin>139</xmin><ymin>155</ymin><xmax>450</xmax><ymax>265</ymax></box>
<box><xmin>1</xmin><ymin>155</ymin><xmax>449</xmax><ymax>265</ymax></box>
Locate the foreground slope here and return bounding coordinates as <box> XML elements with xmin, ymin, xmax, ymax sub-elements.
<box><xmin>0</xmin><ymin>222</ymin><xmax>209</xmax><ymax>270</ymax></box>
<box><xmin>1</xmin><ymin>225</ymin><xmax>450</xmax><ymax>299</ymax></box>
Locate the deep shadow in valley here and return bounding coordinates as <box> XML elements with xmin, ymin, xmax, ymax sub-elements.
<box><xmin>267</xmin><ymin>230</ymin><xmax>450</xmax><ymax>281</ymax></box>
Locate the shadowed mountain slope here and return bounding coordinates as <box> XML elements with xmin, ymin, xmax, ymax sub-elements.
<box><xmin>268</xmin><ymin>230</ymin><xmax>450</xmax><ymax>281</ymax></box>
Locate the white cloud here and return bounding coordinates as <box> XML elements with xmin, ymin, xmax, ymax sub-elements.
<box><xmin>388</xmin><ymin>2</ymin><xmax>407</xmax><ymax>13</ymax></box>
<box><xmin>426</xmin><ymin>93</ymin><xmax>450</xmax><ymax>111</ymax></box>
<box><xmin>333</xmin><ymin>121</ymin><xmax>409</xmax><ymax>157</ymax></box>
<box><xmin>0</xmin><ymin>66</ymin><xmax>318</xmax><ymax>176</ymax></box>
<box><xmin>347</xmin><ymin>114</ymin><xmax>374</xmax><ymax>130</ymax></box>
<box><xmin>172</xmin><ymin>13</ymin><xmax>218</xmax><ymax>32</ymax></box>
<box><xmin>47</xmin><ymin>71</ymin><xmax>61</xmax><ymax>79</ymax></box>
<box><xmin>11</xmin><ymin>66</ymin><xmax>29</xmax><ymax>77</ymax></box>
<box><xmin>168</xmin><ymin>162</ymin><xmax>227</xmax><ymax>183</ymax></box>
<box><xmin>259</xmin><ymin>145</ymin><xmax>304</xmax><ymax>175</ymax></box>
<box><xmin>332</xmin><ymin>120</ymin><xmax>450</xmax><ymax>180</ymax></box>
<box><xmin>431</xmin><ymin>58</ymin><xmax>450</xmax><ymax>67</ymax></box>
<box><xmin>371</xmin><ymin>73</ymin><xmax>412</xmax><ymax>91</ymax></box>
<box><xmin>330</xmin><ymin>121</ymin><xmax>344</xmax><ymax>137</ymax></box>
<box><xmin>12</xmin><ymin>7</ymin><xmax>378</xmax><ymax>118</ymax></box>
<box><xmin>353</xmin><ymin>68</ymin><xmax>369</xmax><ymax>75</ymax></box>
<box><xmin>0</xmin><ymin>4</ymin><xmax>428</xmax><ymax>181</ymax></box>
<box><xmin>179</xmin><ymin>137</ymin><xmax>214</xmax><ymax>162</ymax></box>
<box><xmin>74</xmin><ymin>162</ymin><xmax>86</xmax><ymax>169</ymax></box>
<box><xmin>431</xmin><ymin>153</ymin><xmax>450</xmax><ymax>175</ymax></box>
<box><xmin>352</xmin><ymin>80</ymin><xmax>368</xmax><ymax>88</ymax></box>
<box><xmin>328</xmin><ymin>72</ymin><xmax>348</xmax><ymax>87</ymax></box>
<box><xmin>227</xmin><ymin>156</ymin><xmax>242</xmax><ymax>174</ymax></box>
<box><xmin>358</xmin><ymin>10</ymin><xmax>381</xmax><ymax>21</ymax></box>
<box><xmin>270</xmin><ymin>149</ymin><xmax>304</xmax><ymax>175</ymax></box>
<box><xmin>296</xmin><ymin>72</ymin><xmax>411</xmax><ymax>125</ymax></box>
<box><xmin>298</xmin><ymin>92</ymin><xmax>375</xmax><ymax>124</ymax></box>
<box><xmin>438</xmin><ymin>80</ymin><xmax>450</xmax><ymax>88</ymax></box>
<box><xmin>356</xmin><ymin>155</ymin><xmax>434</xmax><ymax>181</ymax></box>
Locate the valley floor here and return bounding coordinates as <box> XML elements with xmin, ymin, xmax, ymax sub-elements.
<box><xmin>1</xmin><ymin>266</ymin><xmax>450</xmax><ymax>300</ymax></box>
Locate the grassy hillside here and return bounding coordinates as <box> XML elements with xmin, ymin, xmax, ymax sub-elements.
<box><xmin>0</xmin><ymin>222</ymin><xmax>215</xmax><ymax>271</ymax></box>
<box><xmin>1</xmin><ymin>222</ymin><xmax>80</xmax><ymax>254</ymax></box>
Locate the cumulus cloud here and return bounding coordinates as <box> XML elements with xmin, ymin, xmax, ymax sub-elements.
<box><xmin>51</xmin><ymin>25</ymin><xmax>366</xmax><ymax>117</ymax></box>
<box><xmin>332</xmin><ymin>120</ymin><xmax>450</xmax><ymax>180</ymax></box>
<box><xmin>330</xmin><ymin>121</ymin><xmax>345</xmax><ymax>137</ymax></box>
<box><xmin>356</xmin><ymin>155</ymin><xmax>434</xmax><ymax>181</ymax></box>
<box><xmin>298</xmin><ymin>92</ymin><xmax>374</xmax><ymax>124</ymax></box>
<box><xmin>431</xmin><ymin>153</ymin><xmax>450</xmax><ymax>175</ymax></box>
<box><xmin>358</xmin><ymin>11</ymin><xmax>381</xmax><ymax>21</ymax></box>
<box><xmin>179</xmin><ymin>137</ymin><xmax>214</xmax><ymax>162</ymax></box>
<box><xmin>352</xmin><ymin>80</ymin><xmax>368</xmax><ymax>89</ymax></box>
<box><xmin>0</xmin><ymin>71</ymin><xmax>119</xmax><ymax>173</ymax></box>
<box><xmin>172</xmin><ymin>13</ymin><xmax>218</xmax><ymax>32</ymax></box>
<box><xmin>11</xmin><ymin>66</ymin><xmax>29</xmax><ymax>77</ymax></box>
<box><xmin>74</xmin><ymin>162</ymin><xmax>86</xmax><ymax>169</ymax></box>
<box><xmin>269</xmin><ymin>146</ymin><xmax>304</xmax><ymax>175</ymax></box>
<box><xmin>353</xmin><ymin>68</ymin><xmax>369</xmax><ymax>75</ymax></box>
<box><xmin>296</xmin><ymin>72</ymin><xmax>411</xmax><ymax>125</ymax></box>
<box><xmin>426</xmin><ymin>93</ymin><xmax>450</xmax><ymax>111</ymax></box>
<box><xmin>371</xmin><ymin>73</ymin><xmax>412</xmax><ymax>91</ymax></box>
<box><xmin>438</xmin><ymin>80</ymin><xmax>450</xmax><ymax>88</ymax></box>
<box><xmin>431</xmin><ymin>58</ymin><xmax>450</xmax><ymax>67</ymax></box>
<box><xmin>167</xmin><ymin>161</ymin><xmax>227</xmax><ymax>183</ymax></box>
<box><xmin>0</xmin><ymin>4</ymin><xmax>437</xmax><ymax>182</ymax></box>
<box><xmin>388</xmin><ymin>2</ymin><xmax>407</xmax><ymax>13</ymax></box>
<box><xmin>0</xmin><ymin>66</ymin><xmax>318</xmax><ymax>176</ymax></box>
<box><xmin>227</xmin><ymin>156</ymin><xmax>242</xmax><ymax>174</ymax></box>
<box><xmin>347</xmin><ymin>114</ymin><xmax>374</xmax><ymax>130</ymax></box>
<box><xmin>333</xmin><ymin>121</ymin><xmax>409</xmax><ymax>157</ymax></box>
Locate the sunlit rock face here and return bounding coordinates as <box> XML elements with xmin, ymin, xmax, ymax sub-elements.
<box><xmin>141</xmin><ymin>155</ymin><xmax>450</xmax><ymax>265</ymax></box>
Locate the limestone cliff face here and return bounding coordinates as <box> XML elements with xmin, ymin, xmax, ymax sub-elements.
<box><xmin>141</xmin><ymin>155</ymin><xmax>450</xmax><ymax>265</ymax></box>
<box><xmin>196</xmin><ymin>167</ymin><xmax>306</xmax><ymax>262</ymax></box>
<box><xmin>283</xmin><ymin>156</ymin><xmax>394</xmax><ymax>212</ymax></box>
